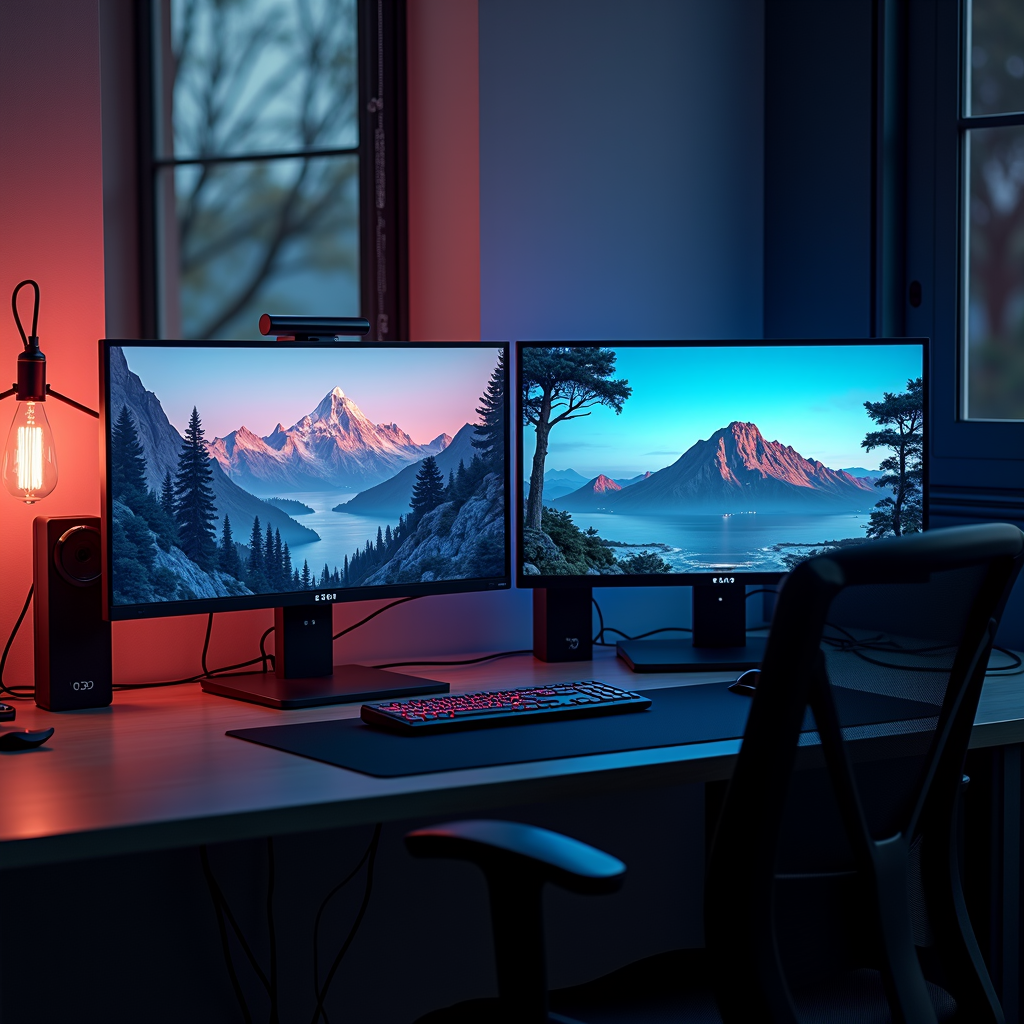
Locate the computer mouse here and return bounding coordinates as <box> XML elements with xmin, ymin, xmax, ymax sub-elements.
<box><xmin>0</xmin><ymin>728</ymin><xmax>54</xmax><ymax>751</ymax></box>
<box><xmin>728</xmin><ymin>669</ymin><xmax>760</xmax><ymax>696</ymax></box>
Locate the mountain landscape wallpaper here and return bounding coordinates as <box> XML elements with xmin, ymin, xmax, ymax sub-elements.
<box><xmin>520</xmin><ymin>343</ymin><xmax>924</xmax><ymax>577</ymax></box>
<box><xmin>106</xmin><ymin>344</ymin><xmax>506</xmax><ymax>607</ymax></box>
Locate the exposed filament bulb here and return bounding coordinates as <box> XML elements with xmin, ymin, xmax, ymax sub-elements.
<box><xmin>3</xmin><ymin>400</ymin><xmax>57</xmax><ymax>503</ymax></box>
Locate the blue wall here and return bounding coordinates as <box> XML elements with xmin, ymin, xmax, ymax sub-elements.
<box><xmin>479</xmin><ymin>0</ymin><xmax>766</xmax><ymax>639</ymax></box>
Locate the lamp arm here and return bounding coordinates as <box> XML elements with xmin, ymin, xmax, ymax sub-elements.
<box><xmin>0</xmin><ymin>386</ymin><xmax>15</xmax><ymax>402</ymax></box>
<box><xmin>45</xmin><ymin>385</ymin><xmax>99</xmax><ymax>418</ymax></box>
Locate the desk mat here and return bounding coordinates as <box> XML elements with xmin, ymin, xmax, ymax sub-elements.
<box><xmin>227</xmin><ymin>683</ymin><xmax>939</xmax><ymax>778</ymax></box>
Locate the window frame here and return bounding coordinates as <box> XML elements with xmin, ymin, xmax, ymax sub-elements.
<box><xmin>136</xmin><ymin>0</ymin><xmax>408</xmax><ymax>343</ymax></box>
<box><xmin>906</xmin><ymin>0</ymin><xmax>1024</xmax><ymax>463</ymax></box>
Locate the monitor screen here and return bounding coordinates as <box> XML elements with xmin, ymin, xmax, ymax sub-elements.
<box><xmin>517</xmin><ymin>339</ymin><xmax>927</xmax><ymax>587</ymax></box>
<box><xmin>102</xmin><ymin>340</ymin><xmax>509</xmax><ymax>619</ymax></box>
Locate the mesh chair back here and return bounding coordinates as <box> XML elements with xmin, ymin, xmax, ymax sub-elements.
<box><xmin>705</xmin><ymin>523</ymin><xmax>1024</xmax><ymax>1024</ymax></box>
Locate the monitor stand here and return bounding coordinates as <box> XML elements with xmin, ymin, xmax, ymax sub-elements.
<box><xmin>617</xmin><ymin>582</ymin><xmax>766</xmax><ymax>673</ymax></box>
<box><xmin>201</xmin><ymin>605</ymin><xmax>449</xmax><ymax>709</ymax></box>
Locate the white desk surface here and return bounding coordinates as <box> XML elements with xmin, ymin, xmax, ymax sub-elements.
<box><xmin>1</xmin><ymin>648</ymin><xmax>1021</xmax><ymax>870</ymax></box>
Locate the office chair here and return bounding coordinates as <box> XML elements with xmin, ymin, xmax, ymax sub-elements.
<box><xmin>406</xmin><ymin>523</ymin><xmax>1024</xmax><ymax>1023</ymax></box>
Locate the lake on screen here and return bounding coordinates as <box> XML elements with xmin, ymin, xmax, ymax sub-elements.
<box><xmin>262</xmin><ymin>489</ymin><xmax>398</xmax><ymax>577</ymax></box>
<box><xmin>565</xmin><ymin>511</ymin><xmax>871</xmax><ymax>573</ymax></box>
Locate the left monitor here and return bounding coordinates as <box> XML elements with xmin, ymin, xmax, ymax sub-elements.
<box><xmin>100</xmin><ymin>339</ymin><xmax>510</xmax><ymax>708</ymax></box>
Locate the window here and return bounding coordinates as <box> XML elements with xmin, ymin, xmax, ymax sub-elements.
<box><xmin>962</xmin><ymin>0</ymin><xmax>1024</xmax><ymax>419</ymax></box>
<box><xmin>141</xmin><ymin>0</ymin><xmax>406</xmax><ymax>341</ymax></box>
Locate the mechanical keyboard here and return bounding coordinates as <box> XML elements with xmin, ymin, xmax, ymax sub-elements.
<box><xmin>361</xmin><ymin>681</ymin><xmax>652</xmax><ymax>734</ymax></box>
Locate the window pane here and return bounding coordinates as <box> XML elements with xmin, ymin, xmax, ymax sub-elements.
<box><xmin>164</xmin><ymin>0</ymin><xmax>358</xmax><ymax>159</ymax></box>
<box><xmin>158</xmin><ymin>155</ymin><xmax>360</xmax><ymax>339</ymax></box>
<box><xmin>967</xmin><ymin>0</ymin><xmax>1024</xmax><ymax>117</ymax></box>
<box><xmin>964</xmin><ymin>125</ymin><xmax>1024</xmax><ymax>418</ymax></box>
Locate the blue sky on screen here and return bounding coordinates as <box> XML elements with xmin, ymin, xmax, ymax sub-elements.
<box><xmin>121</xmin><ymin>345</ymin><xmax>501</xmax><ymax>441</ymax></box>
<box><xmin>526</xmin><ymin>344</ymin><xmax>924</xmax><ymax>479</ymax></box>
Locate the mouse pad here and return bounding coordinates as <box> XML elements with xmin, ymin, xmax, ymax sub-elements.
<box><xmin>226</xmin><ymin>683</ymin><xmax>939</xmax><ymax>778</ymax></box>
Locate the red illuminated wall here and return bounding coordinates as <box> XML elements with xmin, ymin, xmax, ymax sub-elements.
<box><xmin>0</xmin><ymin>2</ymin><xmax>106</xmax><ymax>688</ymax></box>
<box><xmin>407</xmin><ymin>0</ymin><xmax>481</xmax><ymax>340</ymax></box>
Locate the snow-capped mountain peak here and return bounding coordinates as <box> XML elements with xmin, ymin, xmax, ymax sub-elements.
<box><xmin>208</xmin><ymin>387</ymin><xmax>452</xmax><ymax>493</ymax></box>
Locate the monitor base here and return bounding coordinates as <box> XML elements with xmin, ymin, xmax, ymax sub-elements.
<box><xmin>616</xmin><ymin>636</ymin><xmax>767</xmax><ymax>673</ymax></box>
<box><xmin>201</xmin><ymin>664</ymin><xmax>448</xmax><ymax>710</ymax></box>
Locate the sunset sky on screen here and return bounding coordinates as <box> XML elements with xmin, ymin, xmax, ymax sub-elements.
<box><xmin>121</xmin><ymin>345</ymin><xmax>502</xmax><ymax>442</ymax></box>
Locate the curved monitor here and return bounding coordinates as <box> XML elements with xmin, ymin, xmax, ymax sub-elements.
<box><xmin>101</xmin><ymin>340</ymin><xmax>510</xmax><ymax>623</ymax></box>
<box><xmin>516</xmin><ymin>339</ymin><xmax>927</xmax><ymax>669</ymax></box>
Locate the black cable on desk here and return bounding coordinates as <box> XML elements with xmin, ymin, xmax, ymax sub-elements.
<box><xmin>371</xmin><ymin>649</ymin><xmax>533</xmax><ymax>670</ymax></box>
<box><xmin>590</xmin><ymin>595</ymin><xmax>692</xmax><ymax>647</ymax></box>
<box><xmin>310</xmin><ymin>823</ymin><xmax>383</xmax><ymax>1024</ymax></box>
<box><xmin>0</xmin><ymin>585</ymin><xmax>35</xmax><ymax>699</ymax></box>
<box><xmin>333</xmin><ymin>595</ymin><xmax>421</xmax><ymax>641</ymax></box>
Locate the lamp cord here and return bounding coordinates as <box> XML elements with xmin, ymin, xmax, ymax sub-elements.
<box><xmin>0</xmin><ymin>586</ymin><xmax>34</xmax><ymax>699</ymax></box>
<box><xmin>11</xmin><ymin>279</ymin><xmax>39</xmax><ymax>349</ymax></box>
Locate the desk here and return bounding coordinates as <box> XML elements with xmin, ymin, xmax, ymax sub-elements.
<box><xmin>1</xmin><ymin>646</ymin><xmax>1022</xmax><ymax>871</ymax></box>
<box><xmin>1</xmin><ymin>648</ymin><xmax>1023</xmax><ymax>1022</ymax></box>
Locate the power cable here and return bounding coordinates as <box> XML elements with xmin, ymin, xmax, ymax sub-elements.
<box><xmin>310</xmin><ymin>824</ymin><xmax>383</xmax><ymax>1024</ymax></box>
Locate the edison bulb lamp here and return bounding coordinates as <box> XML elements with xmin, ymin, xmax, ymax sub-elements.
<box><xmin>3</xmin><ymin>399</ymin><xmax>57</xmax><ymax>503</ymax></box>
<box><xmin>0</xmin><ymin>280</ymin><xmax>98</xmax><ymax>504</ymax></box>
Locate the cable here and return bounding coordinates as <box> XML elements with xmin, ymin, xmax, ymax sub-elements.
<box><xmin>200</xmin><ymin>847</ymin><xmax>254</xmax><ymax>1024</ymax></box>
<box><xmin>310</xmin><ymin>823</ymin><xmax>383</xmax><ymax>1024</ymax></box>
<box><xmin>201</xmin><ymin>612</ymin><xmax>215</xmax><ymax>677</ymax></box>
<box><xmin>987</xmin><ymin>645</ymin><xmax>1024</xmax><ymax>675</ymax></box>
<box><xmin>332</xmin><ymin>595</ymin><xmax>421</xmax><ymax>641</ymax></box>
<box><xmin>745</xmin><ymin>588</ymin><xmax>778</xmax><ymax>599</ymax></box>
<box><xmin>590</xmin><ymin>595</ymin><xmax>694</xmax><ymax>647</ymax></box>
<box><xmin>114</xmin><ymin>615</ymin><xmax>272</xmax><ymax>690</ymax></box>
<box><xmin>312</xmin><ymin>826</ymin><xmax>380</xmax><ymax>1022</ymax></box>
<box><xmin>267</xmin><ymin>838</ymin><xmax>280</xmax><ymax>1024</ymax></box>
<box><xmin>12</xmin><ymin>279</ymin><xmax>40</xmax><ymax>349</ymax></box>
<box><xmin>260</xmin><ymin>626</ymin><xmax>275</xmax><ymax>672</ymax></box>
<box><xmin>371</xmin><ymin>649</ymin><xmax>532</xmax><ymax>670</ymax></box>
<box><xmin>0</xmin><ymin>585</ymin><xmax>35</xmax><ymax>699</ymax></box>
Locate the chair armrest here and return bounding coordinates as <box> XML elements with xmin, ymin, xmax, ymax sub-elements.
<box><xmin>405</xmin><ymin>819</ymin><xmax>626</xmax><ymax>895</ymax></box>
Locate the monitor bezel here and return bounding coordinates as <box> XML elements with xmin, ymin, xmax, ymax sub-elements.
<box><xmin>100</xmin><ymin>338</ymin><xmax>511</xmax><ymax>621</ymax></box>
<box><xmin>515</xmin><ymin>337</ymin><xmax>930</xmax><ymax>590</ymax></box>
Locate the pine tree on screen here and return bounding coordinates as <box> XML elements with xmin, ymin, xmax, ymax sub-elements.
<box><xmin>160</xmin><ymin>471</ymin><xmax>175</xmax><ymax>519</ymax></box>
<box><xmin>410</xmin><ymin>456</ymin><xmax>445</xmax><ymax>520</ymax></box>
<box><xmin>282</xmin><ymin>541</ymin><xmax>293</xmax><ymax>588</ymax></box>
<box><xmin>861</xmin><ymin>377</ymin><xmax>924</xmax><ymax>538</ymax></box>
<box><xmin>264</xmin><ymin>524</ymin><xmax>276</xmax><ymax>589</ymax></box>
<box><xmin>521</xmin><ymin>347</ymin><xmax>631</xmax><ymax>532</ymax></box>
<box><xmin>273</xmin><ymin>530</ymin><xmax>283</xmax><ymax>589</ymax></box>
<box><xmin>301</xmin><ymin>559</ymin><xmax>311</xmax><ymax>588</ymax></box>
<box><xmin>173</xmin><ymin>406</ymin><xmax>218</xmax><ymax>569</ymax></box>
<box><xmin>472</xmin><ymin>349</ymin><xmax>506</xmax><ymax>470</ymax></box>
<box><xmin>246</xmin><ymin>516</ymin><xmax>267</xmax><ymax>591</ymax></box>
<box><xmin>219</xmin><ymin>515</ymin><xmax>242</xmax><ymax>579</ymax></box>
<box><xmin>111</xmin><ymin>405</ymin><xmax>148</xmax><ymax>501</ymax></box>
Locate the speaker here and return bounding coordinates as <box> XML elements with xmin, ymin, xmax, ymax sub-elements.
<box><xmin>33</xmin><ymin>516</ymin><xmax>112</xmax><ymax>711</ymax></box>
<box><xmin>532</xmin><ymin>587</ymin><xmax>593</xmax><ymax>662</ymax></box>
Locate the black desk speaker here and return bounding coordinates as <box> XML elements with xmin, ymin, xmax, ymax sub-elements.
<box><xmin>33</xmin><ymin>516</ymin><xmax>112</xmax><ymax>711</ymax></box>
<box><xmin>533</xmin><ymin>587</ymin><xmax>593</xmax><ymax>662</ymax></box>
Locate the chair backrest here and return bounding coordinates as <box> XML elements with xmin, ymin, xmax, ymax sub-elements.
<box><xmin>705</xmin><ymin>523</ymin><xmax>1024</xmax><ymax>1024</ymax></box>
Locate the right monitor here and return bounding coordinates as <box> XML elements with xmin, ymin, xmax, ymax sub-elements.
<box><xmin>517</xmin><ymin>339</ymin><xmax>928</xmax><ymax>671</ymax></box>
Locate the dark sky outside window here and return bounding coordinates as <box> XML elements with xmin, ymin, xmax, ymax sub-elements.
<box><xmin>158</xmin><ymin>0</ymin><xmax>359</xmax><ymax>340</ymax></box>
<box><xmin>964</xmin><ymin>0</ymin><xmax>1024</xmax><ymax>418</ymax></box>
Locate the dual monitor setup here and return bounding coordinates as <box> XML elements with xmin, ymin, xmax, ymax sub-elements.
<box><xmin>59</xmin><ymin>333</ymin><xmax>927</xmax><ymax>715</ymax></box>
